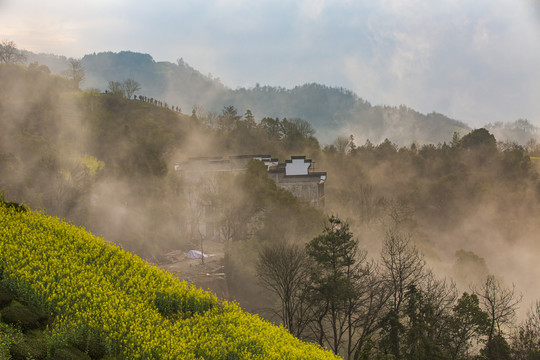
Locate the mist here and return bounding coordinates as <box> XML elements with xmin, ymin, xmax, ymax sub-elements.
<box><xmin>319</xmin><ymin>132</ymin><xmax>540</xmax><ymax>321</ymax></box>
<box><xmin>2</xmin><ymin>57</ymin><xmax>540</xmax><ymax>358</ymax></box>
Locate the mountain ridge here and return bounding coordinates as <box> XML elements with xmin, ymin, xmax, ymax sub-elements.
<box><xmin>26</xmin><ymin>50</ymin><xmax>471</xmax><ymax>145</ymax></box>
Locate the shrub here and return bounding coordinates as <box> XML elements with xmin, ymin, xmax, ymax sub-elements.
<box><xmin>0</xmin><ymin>303</ymin><xmax>48</xmax><ymax>332</ymax></box>
<box><xmin>0</xmin><ymin>323</ymin><xmax>23</xmax><ymax>360</ymax></box>
<box><xmin>53</xmin><ymin>346</ymin><xmax>92</xmax><ymax>360</ymax></box>
<box><xmin>9</xmin><ymin>334</ymin><xmax>47</xmax><ymax>360</ymax></box>
<box><xmin>75</xmin><ymin>336</ymin><xmax>107</xmax><ymax>359</ymax></box>
<box><xmin>0</xmin><ymin>284</ymin><xmax>15</xmax><ymax>309</ymax></box>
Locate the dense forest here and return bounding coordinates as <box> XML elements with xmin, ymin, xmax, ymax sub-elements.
<box><xmin>2</xmin><ymin>54</ymin><xmax>540</xmax><ymax>359</ymax></box>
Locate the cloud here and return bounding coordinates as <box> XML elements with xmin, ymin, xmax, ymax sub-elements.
<box><xmin>1</xmin><ymin>0</ymin><xmax>538</xmax><ymax>126</ymax></box>
<box><xmin>299</xmin><ymin>0</ymin><xmax>328</xmax><ymax>21</ymax></box>
<box><xmin>336</xmin><ymin>0</ymin><xmax>540</xmax><ymax>125</ymax></box>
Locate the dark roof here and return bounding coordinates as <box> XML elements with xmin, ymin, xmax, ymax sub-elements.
<box><xmin>229</xmin><ymin>154</ymin><xmax>271</xmax><ymax>159</ymax></box>
<box><xmin>187</xmin><ymin>156</ymin><xmax>224</xmax><ymax>161</ymax></box>
<box><xmin>286</xmin><ymin>155</ymin><xmax>312</xmax><ymax>163</ymax></box>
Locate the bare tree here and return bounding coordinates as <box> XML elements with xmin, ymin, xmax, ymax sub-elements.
<box><xmin>423</xmin><ymin>271</ymin><xmax>458</xmax><ymax>321</ymax></box>
<box><xmin>419</xmin><ymin>271</ymin><xmax>460</xmax><ymax>355</ymax></box>
<box><xmin>512</xmin><ymin>300</ymin><xmax>540</xmax><ymax>359</ymax></box>
<box><xmin>107</xmin><ymin>81</ymin><xmax>124</xmax><ymax>97</ymax></box>
<box><xmin>64</xmin><ymin>58</ymin><xmax>85</xmax><ymax>88</ymax></box>
<box><xmin>0</xmin><ymin>40</ymin><xmax>26</xmax><ymax>64</ymax></box>
<box><xmin>381</xmin><ymin>230</ymin><xmax>426</xmax><ymax>315</ymax></box>
<box><xmin>185</xmin><ymin>188</ymin><xmax>207</xmax><ymax>264</ymax></box>
<box><xmin>122</xmin><ymin>78</ymin><xmax>141</xmax><ymax>99</ymax></box>
<box><xmin>218</xmin><ymin>199</ymin><xmax>250</xmax><ymax>245</ymax></box>
<box><xmin>348</xmin><ymin>261</ymin><xmax>390</xmax><ymax>360</ymax></box>
<box><xmin>383</xmin><ymin>199</ymin><xmax>414</xmax><ymax>231</ymax></box>
<box><xmin>379</xmin><ymin>229</ymin><xmax>426</xmax><ymax>358</ymax></box>
<box><xmin>193</xmin><ymin>176</ymin><xmax>222</xmax><ymax>264</ymax></box>
<box><xmin>334</xmin><ymin>136</ymin><xmax>351</xmax><ymax>153</ymax></box>
<box><xmin>357</xmin><ymin>184</ymin><xmax>386</xmax><ymax>227</ymax></box>
<box><xmin>208</xmin><ymin>174</ymin><xmax>252</xmax><ymax>245</ymax></box>
<box><xmin>524</xmin><ymin>301</ymin><xmax>540</xmax><ymax>342</ymax></box>
<box><xmin>257</xmin><ymin>242</ymin><xmax>311</xmax><ymax>337</ymax></box>
<box><xmin>474</xmin><ymin>275</ymin><xmax>522</xmax><ymax>344</ymax></box>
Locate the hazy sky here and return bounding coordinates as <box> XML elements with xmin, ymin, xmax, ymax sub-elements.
<box><xmin>1</xmin><ymin>0</ymin><xmax>539</xmax><ymax>127</ymax></box>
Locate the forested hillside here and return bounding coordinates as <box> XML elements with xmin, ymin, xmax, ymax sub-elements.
<box><xmin>27</xmin><ymin>50</ymin><xmax>471</xmax><ymax>145</ymax></box>
<box><xmin>2</xmin><ymin>62</ymin><xmax>540</xmax><ymax>359</ymax></box>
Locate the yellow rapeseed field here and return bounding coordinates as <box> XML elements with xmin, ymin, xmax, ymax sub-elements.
<box><xmin>0</xmin><ymin>204</ymin><xmax>338</xmax><ymax>359</ymax></box>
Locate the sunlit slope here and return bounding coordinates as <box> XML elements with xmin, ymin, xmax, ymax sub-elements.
<box><xmin>0</xmin><ymin>205</ymin><xmax>337</xmax><ymax>359</ymax></box>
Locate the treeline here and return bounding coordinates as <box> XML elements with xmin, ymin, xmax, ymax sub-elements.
<box><xmin>321</xmin><ymin>128</ymin><xmax>539</xmax><ymax>232</ymax></box>
<box><xmin>27</xmin><ymin>50</ymin><xmax>471</xmax><ymax>145</ymax></box>
<box><xmin>189</xmin><ymin>106</ymin><xmax>540</xmax><ymax>255</ymax></box>
<box><xmin>258</xmin><ymin>215</ymin><xmax>540</xmax><ymax>360</ymax></box>
<box><xmin>191</xmin><ymin>105</ymin><xmax>321</xmax><ymax>157</ymax></box>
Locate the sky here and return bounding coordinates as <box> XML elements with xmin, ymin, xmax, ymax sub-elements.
<box><xmin>1</xmin><ymin>0</ymin><xmax>539</xmax><ymax>127</ymax></box>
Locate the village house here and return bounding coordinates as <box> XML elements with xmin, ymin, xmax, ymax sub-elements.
<box><xmin>174</xmin><ymin>155</ymin><xmax>326</xmax><ymax>241</ymax></box>
<box><xmin>174</xmin><ymin>155</ymin><xmax>326</xmax><ymax>207</ymax></box>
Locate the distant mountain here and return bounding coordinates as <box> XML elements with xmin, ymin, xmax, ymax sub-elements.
<box><xmin>23</xmin><ymin>51</ymin><xmax>70</xmax><ymax>75</ymax></box>
<box><xmin>27</xmin><ymin>50</ymin><xmax>470</xmax><ymax>145</ymax></box>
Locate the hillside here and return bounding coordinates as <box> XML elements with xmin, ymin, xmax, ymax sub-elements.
<box><xmin>0</xmin><ymin>61</ymin><xmax>326</xmax><ymax>311</ymax></box>
<box><xmin>0</xmin><ymin>203</ymin><xmax>337</xmax><ymax>359</ymax></box>
<box><xmin>3</xmin><ymin>60</ymin><xmax>540</xmax><ymax>358</ymax></box>
<box><xmin>26</xmin><ymin>50</ymin><xmax>470</xmax><ymax>145</ymax></box>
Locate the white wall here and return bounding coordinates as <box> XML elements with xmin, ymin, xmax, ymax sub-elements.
<box><xmin>285</xmin><ymin>158</ymin><xmax>310</xmax><ymax>176</ymax></box>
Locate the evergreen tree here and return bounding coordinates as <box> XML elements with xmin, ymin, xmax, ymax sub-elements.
<box><xmin>306</xmin><ymin>215</ymin><xmax>363</xmax><ymax>355</ymax></box>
